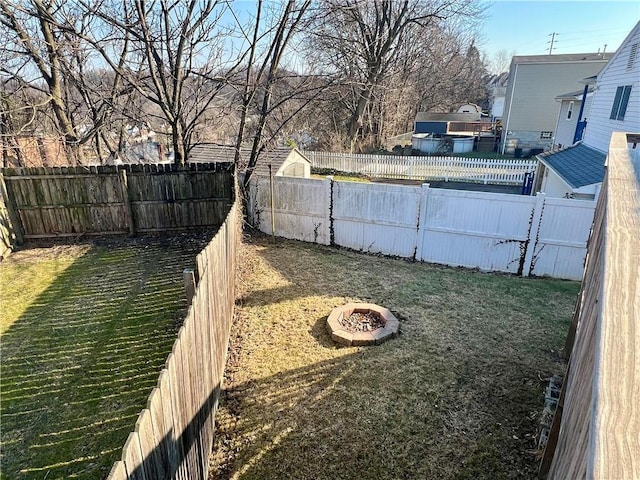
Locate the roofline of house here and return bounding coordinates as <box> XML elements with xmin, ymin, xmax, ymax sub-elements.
<box><xmin>536</xmin><ymin>142</ymin><xmax>606</xmax><ymax>189</ymax></box>
<box><xmin>510</xmin><ymin>53</ymin><xmax>610</xmax><ymax>66</ymax></box>
<box><xmin>592</xmin><ymin>20</ymin><xmax>640</xmax><ymax>80</ymax></box>
<box><xmin>537</xmin><ymin>154</ymin><xmax>577</xmax><ymax>190</ymax></box>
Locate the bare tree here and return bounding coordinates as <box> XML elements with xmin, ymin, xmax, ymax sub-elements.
<box><xmin>1</xmin><ymin>1</ymin><xmax>91</xmax><ymax>163</ymax></box>
<box><xmin>306</xmin><ymin>0</ymin><xmax>485</xmax><ymax>150</ymax></box>
<box><xmin>488</xmin><ymin>48</ymin><xmax>515</xmax><ymax>74</ymax></box>
<box><xmin>230</xmin><ymin>0</ymin><xmax>320</xmax><ymax>189</ymax></box>
<box><xmin>78</xmin><ymin>0</ymin><xmax>248</xmax><ymax>164</ymax></box>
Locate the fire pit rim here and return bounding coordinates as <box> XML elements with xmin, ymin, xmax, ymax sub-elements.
<box><xmin>326</xmin><ymin>302</ymin><xmax>399</xmax><ymax>346</ymax></box>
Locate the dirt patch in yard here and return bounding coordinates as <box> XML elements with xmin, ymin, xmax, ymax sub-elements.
<box><xmin>210</xmin><ymin>235</ymin><xmax>579</xmax><ymax>480</ymax></box>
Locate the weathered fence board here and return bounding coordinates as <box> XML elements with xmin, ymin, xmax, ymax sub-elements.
<box><xmin>333</xmin><ymin>182</ymin><xmax>421</xmax><ymax>257</ymax></box>
<box><xmin>543</xmin><ymin>133</ymin><xmax>640</xmax><ymax>479</ymax></box>
<box><xmin>109</xmin><ymin>201</ymin><xmax>238</xmax><ymax>480</ymax></box>
<box><xmin>249</xmin><ymin>176</ymin><xmax>329</xmax><ymax>245</ymax></box>
<box><xmin>0</xmin><ymin>173</ymin><xmax>18</xmax><ymax>258</ymax></box>
<box><xmin>417</xmin><ymin>189</ymin><xmax>536</xmax><ymax>274</ymax></box>
<box><xmin>529</xmin><ymin>197</ymin><xmax>595</xmax><ymax>279</ymax></box>
<box><xmin>248</xmin><ymin>176</ymin><xmax>595</xmax><ymax>280</ymax></box>
<box><xmin>0</xmin><ymin>164</ymin><xmax>234</xmax><ymax>240</ymax></box>
<box><xmin>305</xmin><ymin>151</ymin><xmax>537</xmax><ymax>185</ymax></box>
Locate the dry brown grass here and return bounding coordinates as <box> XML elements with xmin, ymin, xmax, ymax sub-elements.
<box><xmin>210</xmin><ymin>235</ymin><xmax>579</xmax><ymax>480</ymax></box>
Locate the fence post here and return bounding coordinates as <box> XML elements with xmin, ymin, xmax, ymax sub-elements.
<box><xmin>324</xmin><ymin>175</ymin><xmax>333</xmax><ymax>246</ymax></box>
<box><xmin>0</xmin><ymin>173</ymin><xmax>24</xmax><ymax>245</ymax></box>
<box><xmin>484</xmin><ymin>158</ymin><xmax>489</xmax><ymax>184</ymax></box>
<box><xmin>268</xmin><ymin>164</ymin><xmax>275</xmax><ymax>241</ymax></box>
<box><xmin>184</xmin><ymin>268</ymin><xmax>196</xmax><ymax>307</ymax></box>
<box><xmin>118</xmin><ymin>168</ymin><xmax>136</xmax><ymax>236</ymax></box>
<box><xmin>522</xmin><ymin>192</ymin><xmax>546</xmax><ymax>277</ymax></box>
<box><xmin>415</xmin><ymin>183</ymin><xmax>430</xmax><ymax>262</ymax></box>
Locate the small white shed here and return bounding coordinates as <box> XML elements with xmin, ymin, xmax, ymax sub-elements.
<box><xmin>188</xmin><ymin>144</ymin><xmax>311</xmax><ymax>178</ymax></box>
<box><xmin>534</xmin><ymin>143</ymin><xmax>605</xmax><ymax>199</ymax></box>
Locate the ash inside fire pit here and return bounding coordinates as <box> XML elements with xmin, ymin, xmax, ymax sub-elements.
<box><xmin>339</xmin><ymin>311</ymin><xmax>386</xmax><ymax>332</ymax></box>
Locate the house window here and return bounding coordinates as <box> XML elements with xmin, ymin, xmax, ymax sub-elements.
<box><xmin>567</xmin><ymin>101</ymin><xmax>574</xmax><ymax>120</ymax></box>
<box><xmin>540</xmin><ymin>131</ymin><xmax>553</xmax><ymax>139</ymax></box>
<box><xmin>610</xmin><ymin>85</ymin><xmax>632</xmax><ymax>120</ymax></box>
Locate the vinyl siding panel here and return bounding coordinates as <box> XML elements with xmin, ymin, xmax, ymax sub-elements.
<box><xmin>505</xmin><ymin>62</ymin><xmax>608</xmax><ymax>133</ymax></box>
<box><xmin>583</xmin><ymin>25</ymin><xmax>640</xmax><ymax>152</ymax></box>
<box><xmin>556</xmin><ymin>95</ymin><xmax>594</xmax><ymax>148</ymax></box>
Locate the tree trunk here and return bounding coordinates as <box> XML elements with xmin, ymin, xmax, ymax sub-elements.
<box><xmin>172</xmin><ymin>123</ymin><xmax>186</xmax><ymax>165</ymax></box>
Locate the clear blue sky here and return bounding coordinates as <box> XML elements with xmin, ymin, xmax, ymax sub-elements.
<box><xmin>480</xmin><ymin>1</ymin><xmax>639</xmax><ymax>60</ymax></box>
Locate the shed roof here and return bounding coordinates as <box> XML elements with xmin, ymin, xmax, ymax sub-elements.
<box><xmin>537</xmin><ymin>143</ymin><xmax>606</xmax><ymax>188</ymax></box>
<box><xmin>189</xmin><ymin>144</ymin><xmax>308</xmax><ymax>176</ymax></box>
<box><xmin>415</xmin><ymin>112</ymin><xmax>481</xmax><ymax>123</ymax></box>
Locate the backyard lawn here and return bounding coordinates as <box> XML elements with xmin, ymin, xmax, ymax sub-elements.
<box><xmin>210</xmin><ymin>236</ymin><xmax>579</xmax><ymax>480</ymax></box>
<box><xmin>0</xmin><ymin>235</ymin><xmax>211</xmax><ymax>479</ymax></box>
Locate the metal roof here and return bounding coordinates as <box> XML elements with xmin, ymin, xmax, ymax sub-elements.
<box><xmin>537</xmin><ymin>143</ymin><xmax>606</xmax><ymax>188</ymax></box>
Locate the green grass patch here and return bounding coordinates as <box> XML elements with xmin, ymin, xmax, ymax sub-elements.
<box><xmin>211</xmin><ymin>237</ymin><xmax>578</xmax><ymax>479</ymax></box>
<box><xmin>0</xmin><ymin>236</ymin><xmax>209</xmax><ymax>479</ymax></box>
<box><xmin>311</xmin><ymin>168</ymin><xmax>371</xmax><ymax>182</ymax></box>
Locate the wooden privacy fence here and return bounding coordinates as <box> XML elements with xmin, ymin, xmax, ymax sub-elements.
<box><xmin>108</xmin><ymin>200</ymin><xmax>238</xmax><ymax>480</ymax></box>
<box><xmin>304</xmin><ymin>151</ymin><xmax>537</xmax><ymax>185</ymax></box>
<box><xmin>247</xmin><ymin>175</ymin><xmax>595</xmax><ymax>281</ymax></box>
<box><xmin>0</xmin><ymin>163</ymin><xmax>234</xmax><ymax>241</ymax></box>
<box><xmin>0</xmin><ymin>176</ymin><xmax>15</xmax><ymax>259</ymax></box>
<box><xmin>539</xmin><ymin>132</ymin><xmax>640</xmax><ymax>479</ymax></box>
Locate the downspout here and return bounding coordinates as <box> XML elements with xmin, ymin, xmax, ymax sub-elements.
<box><xmin>501</xmin><ymin>63</ymin><xmax>518</xmax><ymax>155</ymax></box>
<box><xmin>552</xmin><ymin>100</ymin><xmax>562</xmax><ymax>150</ymax></box>
<box><xmin>572</xmin><ymin>83</ymin><xmax>590</xmax><ymax>143</ymax></box>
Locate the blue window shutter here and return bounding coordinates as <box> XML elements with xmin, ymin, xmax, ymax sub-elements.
<box><xmin>610</xmin><ymin>86</ymin><xmax>623</xmax><ymax>119</ymax></box>
<box><xmin>617</xmin><ymin>86</ymin><xmax>632</xmax><ymax>120</ymax></box>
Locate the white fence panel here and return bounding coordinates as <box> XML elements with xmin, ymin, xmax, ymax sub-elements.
<box><xmin>333</xmin><ymin>182</ymin><xmax>421</xmax><ymax>257</ymax></box>
<box><xmin>417</xmin><ymin>190</ymin><xmax>536</xmax><ymax>274</ymax></box>
<box><xmin>531</xmin><ymin>197</ymin><xmax>596</xmax><ymax>278</ymax></box>
<box><xmin>305</xmin><ymin>151</ymin><xmax>537</xmax><ymax>185</ymax></box>
<box><xmin>247</xmin><ymin>175</ymin><xmax>594</xmax><ymax>280</ymax></box>
<box><xmin>249</xmin><ymin>176</ymin><xmax>329</xmax><ymax>244</ymax></box>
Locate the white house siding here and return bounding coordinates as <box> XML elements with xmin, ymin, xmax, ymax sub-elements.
<box><xmin>555</xmin><ymin>95</ymin><xmax>594</xmax><ymax>148</ymax></box>
<box><xmin>541</xmin><ymin>167</ymin><xmax>573</xmax><ymax>198</ymax></box>
<box><xmin>583</xmin><ymin>23</ymin><xmax>640</xmax><ymax>152</ymax></box>
<box><xmin>492</xmin><ymin>96</ymin><xmax>505</xmax><ymax>120</ymax></box>
<box><xmin>502</xmin><ymin>57</ymin><xmax>609</xmax><ymax>154</ymax></box>
<box><xmin>555</xmin><ymin>101</ymin><xmax>577</xmax><ymax>148</ymax></box>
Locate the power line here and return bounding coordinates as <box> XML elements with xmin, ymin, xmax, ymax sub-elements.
<box><xmin>547</xmin><ymin>32</ymin><xmax>559</xmax><ymax>55</ymax></box>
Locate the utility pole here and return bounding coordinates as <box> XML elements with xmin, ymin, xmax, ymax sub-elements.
<box><xmin>602</xmin><ymin>44</ymin><xmax>608</xmax><ymax>58</ymax></box>
<box><xmin>547</xmin><ymin>32</ymin><xmax>559</xmax><ymax>54</ymax></box>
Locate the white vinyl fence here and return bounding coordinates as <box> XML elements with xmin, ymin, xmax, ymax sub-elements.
<box><xmin>304</xmin><ymin>151</ymin><xmax>537</xmax><ymax>185</ymax></box>
<box><xmin>248</xmin><ymin>176</ymin><xmax>596</xmax><ymax>280</ymax></box>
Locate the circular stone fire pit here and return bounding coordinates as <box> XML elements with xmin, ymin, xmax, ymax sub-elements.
<box><xmin>326</xmin><ymin>303</ymin><xmax>399</xmax><ymax>346</ymax></box>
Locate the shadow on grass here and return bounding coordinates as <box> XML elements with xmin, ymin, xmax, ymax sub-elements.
<box><xmin>211</xmin><ymin>236</ymin><xmax>580</xmax><ymax>480</ymax></box>
<box><xmin>0</xmin><ymin>237</ymin><xmax>207</xmax><ymax>479</ymax></box>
